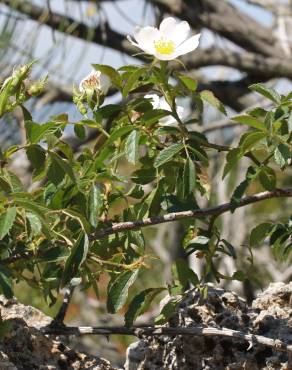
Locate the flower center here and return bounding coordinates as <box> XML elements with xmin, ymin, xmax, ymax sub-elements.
<box><xmin>154</xmin><ymin>39</ymin><xmax>175</xmax><ymax>55</ymax></box>
<box><xmin>82</xmin><ymin>75</ymin><xmax>99</xmax><ymax>90</ymax></box>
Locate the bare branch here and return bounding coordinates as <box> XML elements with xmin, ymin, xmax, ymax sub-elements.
<box><xmin>91</xmin><ymin>188</ymin><xmax>292</xmax><ymax>240</ymax></box>
<box><xmin>181</xmin><ymin>48</ymin><xmax>292</xmax><ymax>80</ymax></box>
<box><xmin>42</xmin><ymin>324</ymin><xmax>292</xmax><ymax>354</ymax></box>
<box><xmin>0</xmin><ymin>0</ymin><xmax>137</xmax><ymax>59</ymax></box>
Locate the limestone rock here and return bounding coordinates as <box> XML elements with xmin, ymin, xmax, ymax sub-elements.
<box><xmin>125</xmin><ymin>283</ymin><xmax>292</xmax><ymax>370</ymax></box>
<box><xmin>0</xmin><ymin>297</ymin><xmax>117</xmax><ymax>370</ymax></box>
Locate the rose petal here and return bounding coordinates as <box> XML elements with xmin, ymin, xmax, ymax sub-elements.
<box><xmin>173</xmin><ymin>34</ymin><xmax>201</xmax><ymax>58</ymax></box>
<box><xmin>171</xmin><ymin>21</ymin><xmax>191</xmax><ymax>45</ymax></box>
<box><xmin>159</xmin><ymin>17</ymin><xmax>177</xmax><ymax>35</ymax></box>
<box><xmin>152</xmin><ymin>50</ymin><xmax>177</xmax><ymax>61</ymax></box>
<box><xmin>145</xmin><ymin>94</ymin><xmax>161</xmax><ymax>109</ymax></box>
<box><xmin>159</xmin><ymin>18</ymin><xmax>190</xmax><ymax>46</ymax></box>
<box><xmin>157</xmin><ymin>97</ymin><xmax>171</xmax><ymax>110</ymax></box>
<box><xmin>133</xmin><ymin>26</ymin><xmax>160</xmax><ymax>53</ymax></box>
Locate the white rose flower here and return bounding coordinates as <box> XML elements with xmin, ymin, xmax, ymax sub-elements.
<box><xmin>145</xmin><ymin>94</ymin><xmax>184</xmax><ymax>126</ymax></box>
<box><xmin>79</xmin><ymin>69</ymin><xmax>111</xmax><ymax>95</ymax></box>
<box><xmin>128</xmin><ymin>17</ymin><xmax>200</xmax><ymax>61</ymax></box>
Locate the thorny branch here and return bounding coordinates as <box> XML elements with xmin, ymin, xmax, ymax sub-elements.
<box><xmin>42</xmin><ymin>324</ymin><xmax>292</xmax><ymax>354</ymax></box>
<box><xmin>1</xmin><ymin>189</ymin><xmax>291</xmax><ymax>267</ymax></box>
<box><xmin>90</xmin><ymin>188</ymin><xmax>292</xmax><ymax>240</ymax></box>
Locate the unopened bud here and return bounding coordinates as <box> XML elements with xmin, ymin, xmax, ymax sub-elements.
<box><xmin>28</xmin><ymin>76</ymin><xmax>48</xmax><ymax>96</ymax></box>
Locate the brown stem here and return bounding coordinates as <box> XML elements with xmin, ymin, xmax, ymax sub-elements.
<box><xmin>91</xmin><ymin>188</ymin><xmax>292</xmax><ymax>240</ymax></box>
<box><xmin>2</xmin><ymin>189</ymin><xmax>292</xmax><ymax>265</ymax></box>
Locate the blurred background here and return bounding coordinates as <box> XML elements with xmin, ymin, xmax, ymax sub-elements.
<box><xmin>0</xmin><ymin>0</ymin><xmax>292</xmax><ymax>366</ymax></box>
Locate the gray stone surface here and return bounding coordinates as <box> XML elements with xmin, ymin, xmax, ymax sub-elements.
<box><xmin>125</xmin><ymin>283</ymin><xmax>292</xmax><ymax>370</ymax></box>
<box><xmin>0</xmin><ymin>297</ymin><xmax>116</xmax><ymax>370</ymax></box>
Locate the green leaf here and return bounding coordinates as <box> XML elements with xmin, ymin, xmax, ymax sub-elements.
<box><xmin>232</xmin><ymin>271</ymin><xmax>246</xmax><ymax>281</ymax></box>
<box><xmin>222</xmin><ymin>148</ymin><xmax>243</xmax><ymax>179</ymax></box>
<box><xmin>0</xmin><ymin>170</ymin><xmax>23</xmax><ymax>193</ymax></box>
<box><xmin>25</xmin><ymin>121</ymin><xmax>57</xmax><ymax>143</ymax></box>
<box><xmin>259</xmin><ymin>167</ymin><xmax>276</xmax><ymax>191</ymax></box>
<box><xmin>250</xmin><ymin>223</ymin><xmax>273</xmax><ymax>247</ymax></box>
<box><xmin>37</xmin><ymin>246</ymin><xmax>68</xmax><ymax>263</ymax></box>
<box><xmin>92</xmin><ymin>64</ymin><xmax>121</xmax><ymax>88</ymax></box>
<box><xmin>96</xmin><ymin>105</ymin><xmax>121</xmax><ymax>119</ymax></box>
<box><xmin>146</xmin><ymin>180</ymin><xmax>165</xmax><ymax>217</ymax></box>
<box><xmin>221</xmin><ymin>239</ymin><xmax>237</xmax><ymax>259</ymax></box>
<box><xmin>274</xmin><ymin>143</ymin><xmax>291</xmax><ymax>167</ymax></box>
<box><xmin>239</xmin><ymin>131</ymin><xmax>266</xmax><ymax>153</ymax></box>
<box><xmin>26</xmin><ymin>145</ymin><xmax>46</xmax><ymax>171</ymax></box>
<box><xmin>126</xmin><ymin>184</ymin><xmax>144</xmax><ymax>199</ymax></box>
<box><xmin>230</xmin><ymin>166</ymin><xmax>260</xmax><ymax>210</ymax></box>
<box><xmin>126</xmin><ymin>229</ymin><xmax>145</xmax><ymax>254</ymax></box>
<box><xmin>74</xmin><ymin>124</ymin><xmax>86</xmax><ymax>140</ymax></box>
<box><xmin>249</xmin><ymin>83</ymin><xmax>281</xmax><ymax>104</ymax></box>
<box><xmin>154</xmin><ymin>143</ymin><xmax>184</xmax><ymax>168</ymax></box>
<box><xmin>155</xmin><ymin>297</ymin><xmax>181</xmax><ymax>325</ymax></box>
<box><xmin>140</xmin><ymin>109</ymin><xmax>170</xmax><ymax>126</ymax></box>
<box><xmin>20</xmin><ymin>105</ymin><xmax>33</xmax><ymax>121</ymax></box>
<box><xmin>12</xmin><ymin>197</ymin><xmax>50</xmax><ymax>236</ymax></box>
<box><xmin>247</xmin><ymin>107</ymin><xmax>268</xmax><ymax>118</ymax></box>
<box><xmin>186</xmin><ymin>235</ymin><xmax>209</xmax><ymax>252</ymax></box>
<box><xmin>125</xmin><ymin>130</ymin><xmax>140</xmax><ymax>164</ymax></box>
<box><xmin>175</xmin><ymin>258</ymin><xmax>199</xmax><ymax>289</ymax></box>
<box><xmin>62</xmin><ymin>209</ymin><xmax>91</xmax><ymax>234</ymax></box>
<box><xmin>107</xmin><ymin>126</ymin><xmax>134</xmax><ymax>145</ymax></box>
<box><xmin>131</xmin><ymin>168</ymin><xmax>156</xmax><ymax>185</ymax></box>
<box><xmin>26</xmin><ymin>212</ymin><xmax>42</xmax><ymax>238</ymax></box>
<box><xmin>125</xmin><ymin>287</ymin><xmax>165</xmax><ymax>327</ymax></box>
<box><xmin>13</xmin><ymin>198</ymin><xmax>47</xmax><ymax>221</ymax></box>
<box><xmin>88</xmin><ymin>184</ymin><xmax>103</xmax><ymax>227</ymax></box>
<box><xmin>62</xmin><ymin>232</ymin><xmax>89</xmax><ymax>287</ymax></box>
<box><xmin>183</xmin><ymin>157</ymin><xmax>196</xmax><ymax>196</ymax></box>
<box><xmin>155</xmin><ymin>126</ymin><xmax>180</xmax><ymax>136</ymax></box>
<box><xmin>47</xmin><ymin>157</ymin><xmax>64</xmax><ymax>185</ymax></box>
<box><xmin>123</xmin><ymin>67</ymin><xmax>148</xmax><ymax>97</ymax></box>
<box><xmin>200</xmin><ymin>90</ymin><xmax>227</xmax><ymax>115</ymax></box>
<box><xmin>176</xmin><ymin>73</ymin><xmax>197</xmax><ymax>91</ymax></box>
<box><xmin>0</xmin><ymin>79</ymin><xmax>13</xmax><ymax>117</ymax></box>
<box><xmin>0</xmin><ymin>207</ymin><xmax>16</xmax><ymax>240</ymax></box>
<box><xmin>187</xmin><ymin>145</ymin><xmax>208</xmax><ymax>166</ymax></box>
<box><xmin>0</xmin><ymin>266</ymin><xmax>13</xmax><ymax>298</ymax></box>
<box><xmin>233</xmin><ymin>115</ymin><xmax>266</xmax><ymax>131</ymax></box>
<box><xmin>107</xmin><ymin>269</ymin><xmax>139</xmax><ymax>313</ymax></box>
<box><xmin>48</xmin><ymin>152</ymin><xmax>76</xmax><ymax>184</ymax></box>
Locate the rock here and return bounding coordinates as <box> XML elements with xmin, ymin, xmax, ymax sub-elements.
<box><xmin>0</xmin><ymin>297</ymin><xmax>117</xmax><ymax>370</ymax></box>
<box><xmin>125</xmin><ymin>283</ymin><xmax>292</xmax><ymax>370</ymax></box>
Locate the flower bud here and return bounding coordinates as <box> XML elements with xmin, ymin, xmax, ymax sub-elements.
<box><xmin>79</xmin><ymin>69</ymin><xmax>111</xmax><ymax>96</ymax></box>
<box><xmin>28</xmin><ymin>77</ymin><xmax>48</xmax><ymax>96</ymax></box>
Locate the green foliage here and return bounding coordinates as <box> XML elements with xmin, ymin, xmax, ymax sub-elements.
<box><xmin>107</xmin><ymin>270</ymin><xmax>139</xmax><ymax>313</ymax></box>
<box><xmin>125</xmin><ymin>287</ymin><xmax>165</xmax><ymax>327</ymax></box>
<box><xmin>0</xmin><ymin>59</ymin><xmax>291</xmax><ymax>326</ymax></box>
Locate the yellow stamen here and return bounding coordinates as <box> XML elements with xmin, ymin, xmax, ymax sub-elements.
<box><xmin>154</xmin><ymin>39</ymin><xmax>175</xmax><ymax>55</ymax></box>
